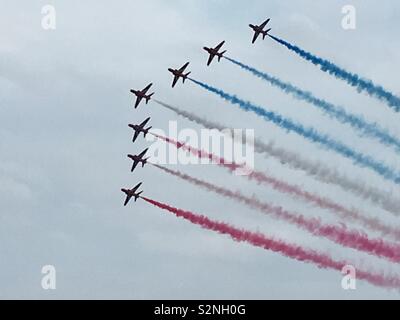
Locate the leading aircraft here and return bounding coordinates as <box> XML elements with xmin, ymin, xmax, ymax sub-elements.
<box><xmin>127</xmin><ymin>148</ymin><xmax>150</xmax><ymax>172</ymax></box>
<box><xmin>130</xmin><ymin>83</ymin><xmax>154</xmax><ymax>109</ymax></box>
<box><xmin>128</xmin><ymin>117</ymin><xmax>152</xmax><ymax>143</ymax></box>
<box><xmin>249</xmin><ymin>18</ymin><xmax>271</xmax><ymax>44</ymax></box>
<box><xmin>121</xmin><ymin>183</ymin><xmax>143</xmax><ymax>206</ymax></box>
<box><xmin>203</xmin><ymin>41</ymin><xmax>226</xmax><ymax>66</ymax></box>
<box><xmin>168</xmin><ymin>62</ymin><xmax>191</xmax><ymax>88</ymax></box>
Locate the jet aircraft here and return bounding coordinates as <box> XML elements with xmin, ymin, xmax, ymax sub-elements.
<box><xmin>168</xmin><ymin>62</ymin><xmax>191</xmax><ymax>88</ymax></box>
<box><xmin>203</xmin><ymin>41</ymin><xmax>226</xmax><ymax>66</ymax></box>
<box><xmin>130</xmin><ymin>83</ymin><xmax>154</xmax><ymax>109</ymax></box>
<box><xmin>121</xmin><ymin>183</ymin><xmax>143</xmax><ymax>206</ymax></box>
<box><xmin>128</xmin><ymin>117</ymin><xmax>152</xmax><ymax>143</ymax></box>
<box><xmin>249</xmin><ymin>18</ymin><xmax>271</xmax><ymax>44</ymax></box>
<box><xmin>127</xmin><ymin>148</ymin><xmax>150</xmax><ymax>172</ymax></box>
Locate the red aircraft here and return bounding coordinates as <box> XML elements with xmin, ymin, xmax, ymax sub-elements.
<box><xmin>128</xmin><ymin>117</ymin><xmax>152</xmax><ymax>143</ymax></box>
<box><xmin>121</xmin><ymin>183</ymin><xmax>143</xmax><ymax>206</ymax></box>
<box><xmin>130</xmin><ymin>83</ymin><xmax>154</xmax><ymax>109</ymax></box>
<box><xmin>168</xmin><ymin>62</ymin><xmax>191</xmax><ymax>88</ymax></box>
<box><xmin>127</xmin><ymin>148</ymin><xmax>150</xmax><ymax>172</ymax></box>
<box><xmin>249</xmin><ymin>18</ymin><xmax>271</xmax><ymax>44</ymax></box>
<box><xmin>203</xmin><ymin>41</ymin><xmax>226</xmax><ymax>66</ymax></box>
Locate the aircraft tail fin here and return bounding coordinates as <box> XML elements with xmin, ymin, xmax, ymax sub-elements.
<box><xmin>135</xmin><ymin>191</ymin><xmax>143</xmax><ymax>201</ymax></box>
<box><xmin>142</xmin><ymin>158</ymin><xmax>149</xmax><ymax>167</ymax></box>
<box><xmin>263</xmin><ymin>28</ymin><xmax>271</xmax><ymax>39</ymax></box>
<box><xmin>183</xmin><ymin>72</ymin><xmax>191</xmax><ymax>83</ymax></box>
<box><xmin>146</xmin><ymin>93</ymin><xmax>154</xmax><ymax>104</ymax></box>
<box><xmin>144</xmin><ymin>127</ymin><xmax>152</xmax><ymax>137</ymax></box>
<box><xmin>218</xmin><ymin>51</ymin><xmax>227</xmax><ymax>61</ymax></box>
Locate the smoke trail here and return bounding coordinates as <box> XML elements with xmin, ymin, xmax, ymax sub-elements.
<box><xmin>142</xmin><ymin>196</ymin><xmax>400</xmax><ymax>290</ymax></box>
<box><xmin>224</xmin><ymin>56</ymin><xmax>400</xmax><ymax>152</ymax></box>
<box><xmin>246</xmin><ymin>169</ymin><xmax>400</xmax><ymax>242</ymax></box>
<box><xmin>154</xmin><ymin>99</ymin><xmax>400</xmax><ymax>215</ymax></box>
<box><xmin>152</xmin><ymin>163</ymin><xmax>400</xmax><ymax>263</ymax></box>
<box><xmin>154</xmin><ymin>99</ymin><xmax>228</xmax><ymax>132</ymax></box>
<box><xmin>188</xmin><ymin>78</ymin><xmax>400</xmax><ymax>185</ymax></box>
<box><xmin>151</xmin><ymin>133</ymin><xmax>400</xmax><ymax>241</ymax></box>
<box><xmin>268</xmin><ymin>35</ymin><xmax>400</xmax><ymax>111</ymax></box>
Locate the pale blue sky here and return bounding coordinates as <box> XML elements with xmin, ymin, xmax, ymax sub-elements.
<box><xmin>1</xmin><ymin>0</ymin><xmax>399</xmax><ymax>299</ymax></box>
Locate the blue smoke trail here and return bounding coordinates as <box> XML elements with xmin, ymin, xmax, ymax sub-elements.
<box><xmin>268</xmin><ymin>35</ymin><xmax>400</xmax><ymax>112</ymax></box>
<box><xmin>188</xmin><ymin>78</ymin><xmax>400</xmax><ymax>185</ymax></box>
<box><xmin>224</xmin><ymin>56</ymin><xmax>400</xmax><ymax>153</ymax></box>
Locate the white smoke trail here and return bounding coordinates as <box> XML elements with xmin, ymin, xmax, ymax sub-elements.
<box><xmin>154</xmin><ymin>99</ymin><xmax>400</xmax><ymax>215</ymax></box>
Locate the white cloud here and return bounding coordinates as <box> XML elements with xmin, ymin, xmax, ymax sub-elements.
<box><xmin>1</xmin><ymin>0</ymin><xmax>399</xmax><ymax>299</ymax></box>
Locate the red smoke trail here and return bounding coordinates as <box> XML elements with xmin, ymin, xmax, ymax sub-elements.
<box><xmin>150</xmin><ymin>132</ymin><xmax>240</xmax><ymax>170</ymax></box>
<box><xmin>152</xmin><ymin>163</ymin><xmax>400</xmax><ymax>264</ymax></box>
<box><xmin>154</xmin><ymin>99</ymin><xmax>400</xmax><ymax>216</ymax></box>
<box><xmin>150</xmin><ymin>133</ymin><xmax>400</xmax><ymax>241</ymax></box>
<box><xmin>141</xmin><ymin>196</ymin><xmax>400</xmax><ymax>290</ymax></box>
<box><xmin>246</xmin><ymin>171</ymin><xmax>400</xmax><ymax>242</ymax></box>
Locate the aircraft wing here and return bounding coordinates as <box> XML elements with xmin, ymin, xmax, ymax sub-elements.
<box><xmin>132</xmin><ymin>130</ymin><xmax>141</xmax><ymax>143</ymax></box>
<box><xmin>178</xmin><ymin>62</ymin><xmax>189</xmax><ymax>72</ymax></box>
<box><xmin>207</xmin><ymin>54</ymin><xmax>215</xmax><ymax>66</ymax></box>
<box><xmin>138</xmin><ymin>148</ymin><xmax>149</xmax><ymax>158</ymax></box>
<box><xmin>214</xmin><ymin>41</ymin><xmax>225</xmax><ymax>51</ymax></box>
<box><xmin>134</xmin><ymin>96</ymin><xmax>143</xmax><ymax>109</ymax></box>
<box><xmin>252</xmin><ymin>31</ymin><xmax>260</xmax><ymax>44</ymax></box>
<box><xmin>259</xmin><ymin>18</ymin><xmax>270</xmax><ymax>29</ymax></box>
<box><xmin>142</xmin><ymin>83</ymin><xmax>153</xmax><ymax>94</ymax></box>
<box><xmin>139</xmin><ymin>117</ymin><xmax>151</xmax><ymax>128</ymax></box>
<box><xmin>132</xmin><ymin>182</ymin><xmax>142</xmax><ymax>193</ymax></box>
<box><xmin>172</xmin><ymin>75</ymin><xmax>179</xmax><ymax>88</ymax></box>
<box><xmin>124</xmin><ymin>195</ymin><xmax>132</xmax><ymax>206</ymax></box>
<box><xmin>131</xmin><ymin>160</ymin><xmax>139</xmax><ymax>172</ymax></box>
